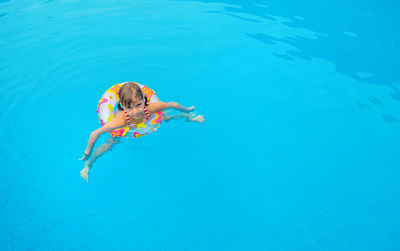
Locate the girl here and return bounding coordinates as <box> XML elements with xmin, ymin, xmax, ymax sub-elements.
<box><xmin>79</xmin><ymin>82</ymin><xmax>204</xmax><ymax>182</ymax></box>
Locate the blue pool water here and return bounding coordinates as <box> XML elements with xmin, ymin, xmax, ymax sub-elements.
<box><xmin>1</xmin><ymin>0</ymin><xmax>399</xmax><ymax>250</ymax></box>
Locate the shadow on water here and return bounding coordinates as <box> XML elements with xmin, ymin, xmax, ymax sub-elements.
<box><xmin>182</xmin><ymin>0</ymin><xmax>400</xmax><ymax>104</ymax></box>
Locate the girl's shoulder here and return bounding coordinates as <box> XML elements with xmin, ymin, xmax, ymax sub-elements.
<box><xmin>114</xmin><ymin>110</ymin><xmax>128</xmax><ymax>126</ymax></box>
<box><xmin>147</xmin><ymin>102</ymin><xmax>167</xmax><ymax>114</ymax></box>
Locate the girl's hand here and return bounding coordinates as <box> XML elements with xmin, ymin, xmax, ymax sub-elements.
<box><xmin>80</xmin><ymin>166</ymin><xmax>89</xmax><ymax>182</ymax></box>
<box><xmin>78</xmin><ymin>152</ymin><xmax>90</xmax><ymax>161</ymax></box>
<box><xmin>184</xmin><ymin>106</ymin><xmax>195</xmax><ymax>113</ymax></box>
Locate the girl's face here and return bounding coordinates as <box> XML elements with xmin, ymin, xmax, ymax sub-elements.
<box><xmin>123</xmin><ymin>96</ymin><xmax>145</xmax><ymax>119</ymax></box>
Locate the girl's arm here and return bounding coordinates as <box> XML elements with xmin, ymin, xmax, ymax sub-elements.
<box><xmin>79</xmin><ymin>114</ymin><xmax>125</xmax><ymax>160</ymax></box>
<box><xmin>148</xmin><ymin>102</ymin><xmax>194</xmax><ymax>114</ymax></box>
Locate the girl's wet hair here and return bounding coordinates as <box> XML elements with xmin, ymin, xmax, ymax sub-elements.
<box><xmin>117</xmin><ymin>82</ymin><xmax>148</xmax><ymax>111</ymax></box>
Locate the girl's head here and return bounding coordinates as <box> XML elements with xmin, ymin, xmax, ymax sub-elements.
<box><xmin>118</xmin><ymin>82</ymin><xmax>148</xmax><ymax>118</ymax></box>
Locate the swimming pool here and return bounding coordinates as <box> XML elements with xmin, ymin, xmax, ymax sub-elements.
<box><xmin>0</xmin><ymin>0</ymin><xmax>399</xmax><ymax>250</ymax></box>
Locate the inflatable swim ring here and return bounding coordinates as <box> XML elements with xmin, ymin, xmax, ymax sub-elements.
<box><xmin>96</xmin><ymin>82</ymin><xmax>164</xmax><ymax>138</ymax></box>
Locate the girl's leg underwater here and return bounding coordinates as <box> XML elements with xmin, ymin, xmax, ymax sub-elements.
<box><xmin>85</xmin><ymin>136</ymin><xmax>121</xmax><ymax>168</ymax></box>
<box><xmin>164</xmin><ymin>113</ymin><xmax>205</xmax><ymax>123</ymax></box>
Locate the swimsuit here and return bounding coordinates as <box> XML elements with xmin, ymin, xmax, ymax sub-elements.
<box><xmin>123</xmin><ymin>106</ymin><xmax>151</xmax><ymax>126</ymax></box>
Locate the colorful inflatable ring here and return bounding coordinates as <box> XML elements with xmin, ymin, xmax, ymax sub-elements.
<box><xmin>96</xmin><ymin>82</ymin><xmax>164</xmax><ymax>138</ymax></box>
